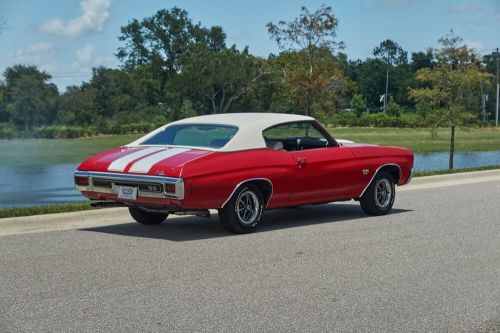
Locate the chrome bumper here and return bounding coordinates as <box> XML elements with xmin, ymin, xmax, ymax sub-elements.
<box><xmin>74</xmin><ymin>170</ymin><xmax>184</xmax><ymax>200</ymax></box>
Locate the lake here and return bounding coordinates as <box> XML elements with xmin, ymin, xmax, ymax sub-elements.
<box><xmin>1</xmin><ymin>150</ymin><xmax>499</xmax><ymax>208</ymax></box>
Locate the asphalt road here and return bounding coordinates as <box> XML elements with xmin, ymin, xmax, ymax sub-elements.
<box><xmin>0</xmin><ymin>172</ymin><xmax>499</xmax><ymax>332</ymax></box>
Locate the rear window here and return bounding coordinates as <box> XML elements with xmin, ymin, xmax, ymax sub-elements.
<box><xmin>141</xmin><ymin>124</ymin><xmax>238</xmax><ymax>149</ymax></box>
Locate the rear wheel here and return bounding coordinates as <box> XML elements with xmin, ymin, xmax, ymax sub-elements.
<box><xmin>129</xmin><ymin>206</ymin><xmax>168</xmax><ymax>225</ymax></box>
<box><xmin>218</xmin><ymin>184</ymin><xmax>264</xmax><ymax>234</ymax></box>
<box><xmin>360</xmin><ymin>171</ymin><xmax>395</xmax><ymax>216</ymax></box>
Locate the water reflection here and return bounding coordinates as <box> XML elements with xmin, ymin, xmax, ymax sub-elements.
<box><xmin>0</xmin><ymin>163</ymin><xmax>81</xmax><ymax>207</ymax></box>
<box><xmin>0</xmin><ymin>150</ymin><xmax>499</xmax><ymax>207</ymax></box>
<box><xmin>415</xmin><ymin>151</ymin><xmax>500</xmax><ymax>171</ymax></box>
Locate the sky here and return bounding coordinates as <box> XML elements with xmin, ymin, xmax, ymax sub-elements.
<box><xmin>1</xmin><ymin>0</ymin><xmax>499</xmax><ymax>91</ymax></box>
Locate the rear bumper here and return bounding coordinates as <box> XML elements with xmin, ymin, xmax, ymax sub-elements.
<box><xmin>74</xmin><ymin>170</ymin><xmax>185</xmax><ymax>200</ymax></box>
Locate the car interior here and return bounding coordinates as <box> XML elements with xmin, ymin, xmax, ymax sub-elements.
<box><xmin>264</xmin><ymin>137</ymin><xmax>329</xmax><ymax>151</ymax></box>
<box><xmin>263</xmin><ymin>121</ymin><xmax>332</xmax><ymax>151</ymax></box>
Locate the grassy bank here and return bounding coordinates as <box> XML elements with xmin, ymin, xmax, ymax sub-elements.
<box><xmin>1</xmin><ymin>165</ymin><xmax>498</xmax><ymax>219</ymax></box>
<box><xmin>0</xmin><ymin>134</ymin><xmax>140</xmax><ymax>166</ymax></box>
<box><xmin>413</xmin><ymin>165</ymin><xmax>500</xmax><ymax>177</ymax></box>
<box><xmin>329</xmin><ymin>127</ymin><xmax>500</xmax><ymax>153</ymax></box>
<box><xmin>0</xmin><ymin>202</ymin><xmax>93</xmax><ymax>219</ymax></box>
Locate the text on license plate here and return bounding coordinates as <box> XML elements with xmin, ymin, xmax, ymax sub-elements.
<box><xmin>117</xmin><ymin>186</ymin><xmax>138</xmax><ymax>200</ymax></box>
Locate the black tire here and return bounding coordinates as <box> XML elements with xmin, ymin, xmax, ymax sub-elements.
<box><xmin>128</xmin><ymin>206</ymin><xmax>168</xmax><ymax>225</ymax></box>
<box><xmin>218</xmin><ymin>184</ymin><xmax>264</xmax><ymax>234</ymax></box>
<box><xmin>360</xmin><ymin>171</ymin><xmax>396</xmax><ymax>216</ymax></box>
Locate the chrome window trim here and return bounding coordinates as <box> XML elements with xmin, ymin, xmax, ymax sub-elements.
<box><xmin>358</xmin><ymin>163</ymin><xmax>401</xmax><ymax>198</ymax></box>
<box><xmin>221</xmin><ymin>178</ymin><xmax>273</xmax><ymax>209</ymax></box>
<box><xmin>74</xmin><ymin>170</ymin><xmax>184</xmax><ymax>199</ymax></box>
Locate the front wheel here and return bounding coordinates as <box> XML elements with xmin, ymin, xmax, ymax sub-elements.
<box><xmin>218</xmin><ymin>184</ymin><xmax>264</xmax><ymax>234</ymax></box>
<box><xmin>360</xmin><ymin>171</ymin><xmax>395</xmax><ymax>216</ymax></box>
<box><xmin>129</xmin><ymin>206</ymin><xmax>168</xmax><ymax>225</ymax></box>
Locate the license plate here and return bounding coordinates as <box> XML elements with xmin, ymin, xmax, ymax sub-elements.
<box><xmin>117</xmin><ymin>186</ymin><xmax>138</xmax><ymax>200</ymax></box>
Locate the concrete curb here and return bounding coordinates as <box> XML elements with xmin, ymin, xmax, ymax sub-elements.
<box><xmin>0</xmin><ymin>207</ymin><xmax>130</xmax><ymax>236</ymax></box>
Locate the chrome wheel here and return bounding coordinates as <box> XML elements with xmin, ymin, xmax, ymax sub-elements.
<box><xmin>235</xmin><ymin>190</ymin><xmax>260</xmax><ymax>225</ymax></box>
<box><xmin>219</xmin><ymin>184</ymin><xmax>264</xmax><ymax>234</ymax></box>
<box><xmin>375</xmin><ymin>178</ymin><xmax>393</xmax><ymax>208</ymax></box>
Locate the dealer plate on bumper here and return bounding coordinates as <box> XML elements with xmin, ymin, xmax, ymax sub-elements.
<box><xmin>117</xmin><ymin>186</ymin><xmax>138</xmax><ymax>200</ymax></box>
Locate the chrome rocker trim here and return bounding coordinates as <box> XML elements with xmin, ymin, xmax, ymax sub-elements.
<box><xmin>74</xmin><ymin>170</ymin><xmax>184</xmax><ymax>200</ymax></box>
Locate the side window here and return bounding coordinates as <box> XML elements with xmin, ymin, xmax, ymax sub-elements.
<box><xmin>263</xmin><ymin>122</ymin><xmax>330</xmax><ymax>151</ymax></box>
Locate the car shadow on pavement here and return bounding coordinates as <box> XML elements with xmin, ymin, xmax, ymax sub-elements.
<box><xmin>81</xmin><ymin>203</ymin><xmax>411</xmax><ymax>242</ymax></box>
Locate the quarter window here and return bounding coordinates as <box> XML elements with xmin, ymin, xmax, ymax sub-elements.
<box><xmin>263</xmin><ymin>122</ymin><xmax>331</xmax><ymax>151</ymax></box>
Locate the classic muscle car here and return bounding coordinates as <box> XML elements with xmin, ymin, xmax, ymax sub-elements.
<box><xmin>75</xmin><ymin>113</ymin><xmax>414</xmax><ymax>233</ymax></box>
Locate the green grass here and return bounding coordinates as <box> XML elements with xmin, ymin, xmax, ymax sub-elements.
<box><xmin>0</xmin><ymin>134</ymin><xmax>140</xmax><ymax>166</ymax></box>
<box><xmin>1</xmin><ymin>165</ymin><xmax>499</xmax><ymax>219</ymax></box>
<box><xmin>413</xmin><ymin>165</ymin><xmax>500</xmax><ymax>177</ymax></box>
<box><xmin>0</xmin><ymin>201</ymin><xmax>93</xmax><ymax>219</ymax></box>
<box><xmin>328</xmin><ymin>127</ymin><xmax>500</xmax><ymax>153</ymax></box>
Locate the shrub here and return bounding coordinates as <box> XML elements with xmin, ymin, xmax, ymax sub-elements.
<box><xmin>0</xmin><ymin>123</ymin><xmax>16</xmax><ymax>139</ymax></box>
<box><xmin>34</xmin><ymin>125</ymin><xmax>98</xmax><ymax>138</ymax></box>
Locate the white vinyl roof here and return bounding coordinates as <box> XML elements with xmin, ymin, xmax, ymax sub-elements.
<box><xmin>129</xmin><ymin>113</ymin><xmax>315</xmax><ymax>152</ymax></box>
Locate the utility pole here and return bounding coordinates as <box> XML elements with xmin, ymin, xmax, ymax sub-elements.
<box><xmin>496</xmin><ymin>48</ymin><xmax>499</xmax><ymax>127</ymax></box>
<box><xmin>480</xmin><ymin>80</ymin><xmax>488</xmax><ymax>123</ymax></box>
<box><xmin>384</xmin><ymin>68</ymin><xmax>389</xmax><ymax>113</ymax></box>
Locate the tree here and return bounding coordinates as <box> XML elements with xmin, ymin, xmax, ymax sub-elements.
<box><xmin>89</xmin><ymin>66</ymin><xmax>140</xmax><ymax>129</ymax></box>
<box><xmin>3</xmin><ymin>65</ymin><xmax>58</xmax><ymax>130</ymax></box>
<box><xmin>57</xmin><ymin>85</ymin><xmax>95</xmax><ymax>126</ymax></box>
<box><xmin>117</xmin><ymin>7</ymin><xmax>225</xmax><ymax>76</ymax></box>
<box><xmin>0</xmin><ymin>82</ymin><xmax>6</xmax><ymax>122</ymax></box>
<box><xmin>411</xmin><ymin>49</ymin><xmax>434</xmax><ymax>72</ymax></box>
<box><xmin>175</xmin><ymin>45</ymin><xmax>267</xmax><ymax>114</ymax></box>
<box><xmin>372</xmin><ymin>40</ymin><xmax>408</xmax><ymax>112</ymax></box>
<box><xmin>351</xmin><ymin>59</ymin><xmax>387</xmax><ymax>109</ymax></box>
<box><xmin>350</xmin><ymin>93</ymin><xmax>366</xmax><ymax>116</ymax></box>
<box><xmin>373</xmin><ymin>39</ymin><xmax>408</xmax><ymax>66</ymax></box>
<box><xmin>267</xmin><ymin>5</ymin><xmax>345</xmax><ymax>116</ymax></box>
<box><xmin>409</xmin><ymin>31</ymin><xmax>493</xmax><ymax>169</ymax></box>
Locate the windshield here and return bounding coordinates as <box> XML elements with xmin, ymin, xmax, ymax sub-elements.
<box><xmin>141</xmin><ymin>124</ymin><xmax>238</xmax><ymax>149</ymax></box>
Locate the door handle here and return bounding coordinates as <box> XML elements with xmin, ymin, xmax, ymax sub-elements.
<box><xmin>296</xmin><ymin>157</ymin><xmax>307</xmax><ymax>168</ymax></box>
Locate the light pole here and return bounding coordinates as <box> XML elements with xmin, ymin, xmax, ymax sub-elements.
<box><xmin>496</xmin><ymin>48</ymin><xmax>499</xmax><ymax>126</ymax></box>
<box><xmin>384</xmin><ymin>68</ymin><xmax>389</xmax><ymax>113</ymax></box>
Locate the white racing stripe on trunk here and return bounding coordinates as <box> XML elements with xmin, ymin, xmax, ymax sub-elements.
<box><xmin>128</xmin><ymin>148</ymin><xmax>190</xmax><ymax>173</ymax></box>
<box><xmin>107</xmin><ymin>147</ymin><xmax>164</xmax><ymax>172</ymax></box>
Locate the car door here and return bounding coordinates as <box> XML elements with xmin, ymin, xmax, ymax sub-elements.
<box><xmin>263</xmin><ymin>121</ymin><xmax>362</xmax><ymax>205</ymax></box>
<box><xmin>291</xmin><ymin>146</ymin><xmax>361</xmax><ymax>204</ymax></box>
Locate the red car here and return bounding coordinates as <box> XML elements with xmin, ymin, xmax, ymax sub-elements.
<box><xmin>75</xmin><ymin>113</ymin><xmax>414</xmax><ymax>233</ymax></box>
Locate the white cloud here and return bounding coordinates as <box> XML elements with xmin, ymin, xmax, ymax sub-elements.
<box><xmin>11</xmin><ymin>42</ymin><xmax>55</xmax><ymax>65</ymax></box>
<box><xmin>72</xmin><ymin>43</ymin><xmax>116</xmax><ymax>74</ymax></box>
<box><xmin>2</xmin><ymin>42</ymin><xmax>57</xmax><ymax>75</ymax></box>
<box><xmin>446</xmin><ymin>3</ymin><xmax>481</xmax><ymax>14</ymax></box>
<box><xmin>379</xmin><ymin>0</ymin><xmax>414</xmax><ymax>9</ymax></box>
<box><xmin>76</xmin><ymin>43</ymin><xmax>95</xmax><ymax>63</ymax></box>
<box><xmin>41</xmin><ymin>0</ymin><xmax>111</xmax><ymax>37</ymax></box>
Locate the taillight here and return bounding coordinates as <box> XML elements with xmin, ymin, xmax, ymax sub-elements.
<box><xmin>75</xmin><ymin>176</ymin><xmax>89</xmax><ymax>186</ymax></box>
<box><xmin>164</xmin><ymin>183</ymin><xmax>176</xmax><ymax>194</ymax></box>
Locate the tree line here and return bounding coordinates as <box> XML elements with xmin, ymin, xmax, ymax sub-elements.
<box><xmin>0</xmin><ymin>5</ymin><xmax>497</xmax><ymax>140</ymax></box>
